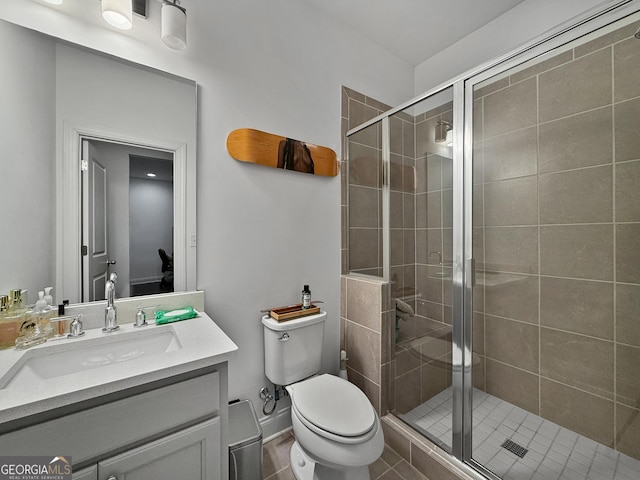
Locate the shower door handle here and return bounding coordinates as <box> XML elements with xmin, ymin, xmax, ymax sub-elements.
<box><xmin>468</xmin><ymin>258</ymin><xmax>476</xmax><ymax>287</ymax></box>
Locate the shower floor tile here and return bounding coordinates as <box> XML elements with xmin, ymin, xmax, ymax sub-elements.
<box><xmin>401</xmin><ymin>388</ymin><xmax>640</xmax><ymax>480</ymax></box>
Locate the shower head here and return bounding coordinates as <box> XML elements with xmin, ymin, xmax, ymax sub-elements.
<box><xmin>635</xmin><ymin>26</ymin><xmax>640</xmax><ymax>40</ymax></box>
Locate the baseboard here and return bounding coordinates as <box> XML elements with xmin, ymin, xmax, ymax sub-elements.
<box><xmin>259</xmin><ymin>406</ymin><xmax>292</xmax><ymax>442</ymax></box>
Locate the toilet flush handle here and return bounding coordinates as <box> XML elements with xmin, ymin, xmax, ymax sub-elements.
<box><xmin>279</xmin><ymin>333</ymin><xmax>290</xmax><ymax>342</ymax></box>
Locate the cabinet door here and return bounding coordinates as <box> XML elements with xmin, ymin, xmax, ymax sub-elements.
<box><xmin>98</xmin><ymin>417</ymin><xmax>220</xmax><ymax>480</ymax></box>
<box><xmin>72</xmin><ymin>465</ymin><xmax>97</xmax><ymax>480</ymax></box>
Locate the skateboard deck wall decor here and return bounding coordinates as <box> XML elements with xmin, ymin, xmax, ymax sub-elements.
<box><xmin>226</xmin><ymin>128</ymin><xmax>339</xmax><ymax>177</ymax></box>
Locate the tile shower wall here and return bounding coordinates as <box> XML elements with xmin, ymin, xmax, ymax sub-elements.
<box><xmin>342</xmin><ymin>84</ymin><xmax>458</xmax><ymax>418</ymax></box>
<box><xmin>473</xmin><ymin>21</ymin><xmax>640</xmax><ymax>461</ymax></box>
<box><xmin>342</xmin><ymin>87</ymin><xmax>390</xmax><ymax>277</ymax></box>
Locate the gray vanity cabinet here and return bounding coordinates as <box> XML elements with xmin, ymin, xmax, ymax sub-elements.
<box><xmin>2</xmin><ymin>368</ymin><xmax>228</xmax><ymax>480</ymax></box>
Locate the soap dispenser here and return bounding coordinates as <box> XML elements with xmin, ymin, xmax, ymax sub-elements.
<box><xmin>44</xmin><ymin>287</ymin><xmax>54</xmax><ymax>307</ymax></box>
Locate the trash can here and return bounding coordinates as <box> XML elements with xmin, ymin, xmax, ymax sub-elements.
<box><xmin>229</xmin><ymin>400</ymin><xmax>263</xmax><ymax>480</ymax></box>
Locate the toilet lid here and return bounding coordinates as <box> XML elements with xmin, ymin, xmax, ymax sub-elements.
<box><xmin>291</xmin><ymin>374</ymin><xmax>376</xmax><ymax>437</ymax></box>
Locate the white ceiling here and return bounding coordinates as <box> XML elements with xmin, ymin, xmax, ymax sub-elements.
<box><xmin>301</xmin><ymin>0</ymin><xmax>527</xmax><ymax>66</ymax></box>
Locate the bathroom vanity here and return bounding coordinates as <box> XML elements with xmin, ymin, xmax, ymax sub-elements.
<box><xmin>0</xmin><ymin>293</ymin><xmax>237</xmax><ymax>480</ymax></box>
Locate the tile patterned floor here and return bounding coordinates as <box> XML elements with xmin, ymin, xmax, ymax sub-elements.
<box><xmin>262</xmin><ymin>430</ymin><xmax>430</xmax><ymax>480</ymax></box>
<box><xmin>403</xmin><ymin>387</ymin><xmax>640</xmax><ymax>480</ymax></box>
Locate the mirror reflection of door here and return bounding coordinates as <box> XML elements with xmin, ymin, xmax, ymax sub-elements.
<box><xmin>82</xmin><ymin>140</ymin><xmax>109</xmax><ymax>301</ymax></box>
<box><xmin>81</xmin><ymin>138</ymin><xmax>174</xmax><ymax>302</ymax></box>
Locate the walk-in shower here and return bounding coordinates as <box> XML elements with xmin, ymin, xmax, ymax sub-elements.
<box><xmin>343</xmin><ymin>4</ymin><xmax>640</xmax><ymax>480</ymax></box>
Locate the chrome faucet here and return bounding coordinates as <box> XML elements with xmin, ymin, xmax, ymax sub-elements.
<box><xmin>103</xmin><ymin>272</ymin><xmax>120</xmax><ymax>333</ymax></box>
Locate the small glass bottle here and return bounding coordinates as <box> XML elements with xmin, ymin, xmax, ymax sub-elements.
<box><xmin>15</xmin><ymin>291</ymin><xmax>52</xmax><ymax>349</ymax></box>
<box><xmin>301</xmin><ymin>285</ymin><xmax>311</xmax><ymax>309</ymax></box>
<box><xmin>0</xmin><ymin>295</ymin><xmax>18</xmax><ymax>350</ymax></box>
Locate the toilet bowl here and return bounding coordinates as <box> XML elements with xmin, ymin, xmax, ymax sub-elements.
<box><xmin>286</xmin><ymin>374</ymin><xmax>384</xmax><ymax>480</ymax></box>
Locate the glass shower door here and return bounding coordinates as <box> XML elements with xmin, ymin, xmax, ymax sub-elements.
<box><xmin>389</xmin><ymin>87</ymin><xmax>457</xmax><ymax>453</ymax></box>
<box><xmin>468</xmin><ymin>11</ymin><xmax>640</xmax><ymax>480</ymax></box>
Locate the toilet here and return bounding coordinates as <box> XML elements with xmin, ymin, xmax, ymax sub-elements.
<box><xmin>262</xmin><ymin>311</ymin><xmax>384</xmax><ymax>480</ymax></box>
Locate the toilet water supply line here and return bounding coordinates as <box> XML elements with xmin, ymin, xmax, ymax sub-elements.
<box><xmin>260</xmin><ymin>350</ymin><xmax>349</xmax><ymax>415</ymax></box>
<box><xmin>260</xmin><ymin>385</ymin><xmax>280</xmax><ymax>415</ymax></box>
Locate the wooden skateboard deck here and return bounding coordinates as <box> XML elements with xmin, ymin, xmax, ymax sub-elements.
<box><xmin>226</xmin><ymin>128</ymin><xmax>339</xmax><ymax>177</ymax></box>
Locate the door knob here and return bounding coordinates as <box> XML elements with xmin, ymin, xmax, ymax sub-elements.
<box><xmin>106</xmin><ymin>475</ymin><xmax>117</xmax><ymax>480</ymax></box>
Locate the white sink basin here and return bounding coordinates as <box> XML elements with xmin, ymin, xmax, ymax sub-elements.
<box><xmin>0</xmin><ymin>327</ymin><xmax>182</xmax><ymax>390</ymax></box>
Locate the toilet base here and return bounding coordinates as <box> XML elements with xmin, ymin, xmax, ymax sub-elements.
<box><xmin>290</xmin><ymin>440</ymin><xmax>371</xmax><ymax>480</ymax></box>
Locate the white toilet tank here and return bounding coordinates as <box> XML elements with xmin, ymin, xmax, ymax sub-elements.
<box><xmin>262</xmin><ymin>311</ymin><xmax>326</xmax><ymax>386</ymax></box>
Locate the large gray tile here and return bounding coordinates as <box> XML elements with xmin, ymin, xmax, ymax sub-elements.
<box><xmin>539</xmin><ymin>48</ymin><xmax>612</xmax><ymax>122</ymax></box>
<box><xmin>485</xmin><ymin>226</ymin><xmax>538</xmax><ymax>274</ymax></box>
<box><xmin>484</xmin><ymin>274</ymin><xmax>538</xmax><ymax>324</ymax></box>
<box><xmin>346</xmin><ymin>320</ymin><xmax>381</xmax><ymax>383</ymax></box>
<box><xmin>484</xmin><ymin>176</ymin><xmax>538</xmax><ymax>226</ymax></box>
<box><xmin>616</xmin><ymin>344</ymin><xmax>640</xmax><ymax>409</ymax></box>
<box><xmin>615</xmin><ymin>97</ymin><xmax>640</xmax><ymax>163</ymax></box>
<box><xmin>349</xmin><ymin>228</ymin><xmax>380</xmax><ymax>271</ymax></box>
<box><xmin>539</xmin><ymin>165</ymin><xmax>613</xmax><ymax>224</ymax></box>
<box><xmin>540</xmin><ymin>379</ymin><xmax>614</xmax><ymax>448</ymax></box>
<box><xmin>415</xmin><ymin>229</ymin><xmax>442</xmax><ymax>266</ymax></box>
<box><xmin>617</xmin><ymin>283</ymin><xmax>640</xmax><ymax>348</ymax></box>
<box><xmin>483</xmin><ymin>126</ymin><xmax>538</xmax><ymax>181</ymax></box>
<box><xmin>616</xmin><ymin>223</ymin><xmax>640</xmax><ymax>284</ymax></box>
<box><xmin>484</xmin><ymin>77</ymin><xmax>537</xmax><ymax>138</ymax></box>
<box><xmin>349</xmin><ymin>185</ymin><xmax>380</xmax><ymax>228</ymax></box>
<box><xmin>540</xmin><ymin>225</ymin><xmax>613</xmax><ymax>281</ymax></box>
<box><xmin>485</xmin><ymin>315</ymin><xmax>539</xmax><ymax>373</ymax></box>
<box><xmin>615</xmin><ymin>160</ymin><xmax>640</xmax><ymax>222</ymax></box>
<box><xmin>614</xmin><ymin>36</ymin><xmax>640</xmax><ymax>102</ymax></box>
<box><xmin>346</xmin><ymin>277</ymin><xmax>383</xmax><ymax>331</ymax></box>
<box><xmin>616</xmin><ymin>403</ymin><xmax>640</xmax><ymax>461</ymax></box>
<box><xmin>390</xmin><ymin>191</ymin><xmax>404</xmax><ymax>229</ymax></box>
<box><xmin>538</xmin><ymin>106</ymin><xmax>613</xmax><ymax>173</ymax></box>
<box><xmin>540</xmin><ymin>277</ymin><xmax>613</xmax><ymax>340</ymax></box>
<box><xmin>486</xmin><ymin>359</ymin><xmax>539</xmax><ymax>415</ymax></box>
<box><xmin>349</xmin><ymin>142</ymin><xmax>380</xmax><ymax>188</ymax></box>
<box><xmin>540</xmin><ymin>327</ymin><xmax>614</xmax><ymax>399</ymax></box>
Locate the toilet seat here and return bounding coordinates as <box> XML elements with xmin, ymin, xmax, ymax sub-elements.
<box><xmin>288</xmin><ymin>374</ymin><xmax>376</xmax><ymax>443</ymax></box>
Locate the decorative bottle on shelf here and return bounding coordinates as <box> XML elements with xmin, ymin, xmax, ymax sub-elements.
<box><xmin>15</xmin><ymin>291</ymin><xmax>52</xmax><ymax>349</ymax></box>
<box><xmin>301</xmin><ymin>285</ymin><xmax>311</xmax><ymax>309</ymax></box>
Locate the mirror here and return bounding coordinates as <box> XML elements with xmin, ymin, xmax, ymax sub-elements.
<box><xmin>0</xmin><ymin>19</ymin><xmax>197</xmax><ymax>305</ymax></box>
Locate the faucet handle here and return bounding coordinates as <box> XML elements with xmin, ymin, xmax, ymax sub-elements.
<box><xmin>68</xmin><ymin>315</ymin><xmax>85</xmax><ymax>338</ymax></box>
<box><xmin>134</xmin><ymin>305</ymin><xmax>159</xmax><ymax>328</ymax></box>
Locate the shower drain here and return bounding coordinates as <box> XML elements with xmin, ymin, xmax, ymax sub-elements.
<box><xmin>501</xmin><ymin>439</ymin><xmax>528</xmax><ymax>458</ymax></box>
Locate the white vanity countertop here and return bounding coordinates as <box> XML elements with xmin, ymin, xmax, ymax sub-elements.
<box><xmin>0</xmin><ymin>313</ymin><xmax>238</xmax><ymax>425</ymax></box>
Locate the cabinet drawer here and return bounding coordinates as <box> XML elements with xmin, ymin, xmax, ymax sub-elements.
<box><xmin>0</xmin><ymin>371</ymin><xmax>219</xmax><ymax>466</ymax></box>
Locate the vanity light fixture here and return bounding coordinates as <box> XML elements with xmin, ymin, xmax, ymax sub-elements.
<box><xmin>146</xmin><ymin>172</ymin><xmax>157</xmax><ymax>177</ymax></box>
<box><xmin>102</xmin><ymin>0</ymin><xmax>133</xmax><ymax>30</ymax></box>
<box><xmin>161</xmin><ymin>0</ymin><xmax>187</xmax><ymax>50</ymax></box>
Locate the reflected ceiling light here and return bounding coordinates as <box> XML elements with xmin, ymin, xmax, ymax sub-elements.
<box><xmin>42</xmin><ymin>0</ymin><xmax>64</xmax><ymax>5</ymax></box>
<box><xmin>161</xmin><ymin>0</ymin><xmax>187</xmax><ymax>50</ymax></box>
<box><xmin>146</xmin><ymin>173</ymin><xmax>157</xmax><ymax>177</ymax></box>
<box><xmin>435</xmin><ymin>120</ymin><xmax>452</xmax><ymax>144</ymax></box>
<box><xmin>102</xmin><ymin>0</ymin><xmax>133</xmax><ymax>30</ymax></box>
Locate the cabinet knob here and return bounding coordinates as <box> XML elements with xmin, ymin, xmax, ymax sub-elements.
<box><xmin>106</xmin><ymin>475</ymin><xmax>118</xmax><ymax>480</ymax></box>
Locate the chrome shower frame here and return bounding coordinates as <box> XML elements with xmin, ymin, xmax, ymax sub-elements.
<box><xmin>345</xmin><ymin>1</ymin><xmax>640</xmax><ymax>477</ymax></box>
